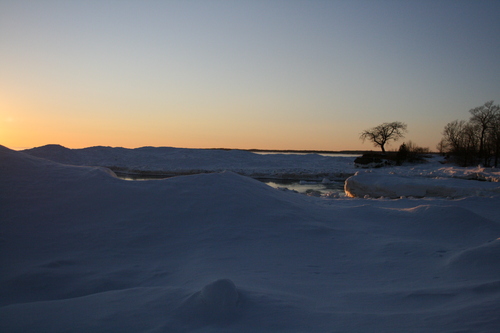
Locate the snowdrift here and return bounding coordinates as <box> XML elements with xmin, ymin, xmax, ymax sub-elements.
<box><xmin>22</xmin><ymin>145</ymin><xmax>500</xmax><ymax>199</ymax></box>
<box><xmin>2</xmin><ymin>146</ymin><xmax>500</xmax><ymax>332</ymax></box>
<box><xmin>345</xmin><ymin>171</ymin><xmax>500</xmax><ymax>198</ymax></box>
<box><xmin>22</xmin><ymin>144</ymin><xmax>356</xmax><ymax>179</ymax></box>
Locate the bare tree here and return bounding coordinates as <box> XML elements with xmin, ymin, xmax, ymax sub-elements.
<box><xmin>436</xmin><ymin>138</ymin><xmax>448</xmax><ymax>154</ymax></box>
<box><xmin>488</xmin><ymin>111</ymin><xmax>500</xmax><ymax>167</ymax></box>
<box><xmin>469</xmin><ymin>100</ymin><xmax>499</xmax><ymax>164</ymax></box>
<box><xmin>440</xmin><ymin>100</ymin><xmax>500</xmax><ymax>166</ymax></box>
<box><xmin>442</xmin><ymin>120</ymin><xmax>467</xmax><ymax>153</ymax></box>
<box><xmin>360</xmin><ymin>122</ymin><xmax>407</xmax><ymax>153</ymax></box>
<box><xmin>441</xmin><ymin>119</ymin><xmax>479</xmax><ymax>166</ymax></box>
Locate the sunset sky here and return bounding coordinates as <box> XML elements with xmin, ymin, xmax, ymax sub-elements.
<box><xmin>1</xmin><ymin>0</ymin><xmax>499</xmax><ymax>151</ymax></box>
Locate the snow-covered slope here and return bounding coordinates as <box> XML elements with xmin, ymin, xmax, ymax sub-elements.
<box><xmin>22</xmin><ymin>145</ymin><xmax>500</xmax><ymax>198</ymax></box>
<box><xmin>345</xmin><ymin>171</ymin><xmax>500</xmax><ymax>198</ymax></box>
<box><xmin>22</xmin><ymin>144</ymin><xmax>356</xmax><ymax>179</ymax></box>
<box><xmin>2</xmin><ymin>146</ymin><xmax>500</xmax><ymax>332</ymax></box>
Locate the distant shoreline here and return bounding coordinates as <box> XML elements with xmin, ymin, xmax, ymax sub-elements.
<box><xmin>14</xmin><ymin>145</ymin><xmax>437</xmax><ymax>155</ymax></box>
<box><xmin>12</xmin><ymin>145</ymin><xmax>373</xmax><ymax>154</ymax></box>
<box><xmin>213</xmin><ymin>148</ymin><xmax>374</xmax><ymax>155</ymax></box>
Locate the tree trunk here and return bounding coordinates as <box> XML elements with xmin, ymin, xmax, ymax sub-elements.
<box><xmin>495</xmin><ymin>143</ymin><xmax>499</xmax><ymax>168</ymax></box>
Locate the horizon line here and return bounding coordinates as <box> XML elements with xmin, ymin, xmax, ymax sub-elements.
<box><xmin>8</xmin><ymin>144</ymin><xmax>440</xmax><ymax>154</ymax></box>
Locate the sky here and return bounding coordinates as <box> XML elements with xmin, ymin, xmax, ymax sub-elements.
<box><xmin>1</xmin><ymin>0</ymin><xmax>499</xmax><ymax>151</ymax></box>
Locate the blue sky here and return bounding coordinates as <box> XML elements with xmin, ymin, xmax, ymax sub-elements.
<box><xmin>1</xmin><ymin>0</ymin><xmax>499</xmax><ymax>150</ymax></box>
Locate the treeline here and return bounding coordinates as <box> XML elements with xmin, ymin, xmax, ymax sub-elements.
<box><xmin>439</xmin><ymin>101</ymin><xmax>500</xmax><ymax>167</ymax></box>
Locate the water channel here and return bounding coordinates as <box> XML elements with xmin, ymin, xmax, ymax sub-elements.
<box><xmin>117</xmin><ymin>173</ymin><xmax>346</xmax><ymax>197</ymax></box>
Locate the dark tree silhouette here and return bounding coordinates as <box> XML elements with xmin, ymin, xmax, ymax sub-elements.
<box><xmin>360</xmin><ymin>122</ymin><xmax>407</xmax><ymax>153</ymax></box>
<box><xmin>441</xmin><ymin>100</ymin><xmax>500</xmax><ymax>167</ymax></box>
<box><xmin>469</xmin><ymin>101</ymin><xmax>499</xmax><ymax>165</ymax></box>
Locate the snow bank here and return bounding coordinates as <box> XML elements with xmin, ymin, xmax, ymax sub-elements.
<box><xmin>22</xmin><ymin>145</ymin><xmax>500</xmax><ymax>199</ymax></box>
<box><xmin>2</xmin><ymin>146</ymin><xmax>500</xmax><ymax>332</ymax></box>
<box><xmin>345</xmin><ymin>171</ymin><xmax>500</xmax><ymax>198</ymax></box>
<box><xmin>427</xmin><ymin>165</ymin><xmax>500</xmax><ymax>182</ymax></box>
<box><xmin>22</xmin><ymin>144</ymin><xmax>357</xmax><ymax>179</ymax></box>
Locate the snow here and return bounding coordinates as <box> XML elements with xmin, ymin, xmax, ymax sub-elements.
<box><xmin>22</xmin><ymin>144</ymin><xmax>356</xmax><ymax>179</ymax></box>
<box><xmin>345</xmin><ymin>171</ymin><xmax>500</xmax><ymax>198</ymax></box>
<box><xmin>344</xmin><ymin>157</ymin><xmax>500</xmax><ymax>199</ymax></box>
<box><xmin>2</xmin><ymin>145</ymin><xmax>500</xmax><ymax>332</ymax></box>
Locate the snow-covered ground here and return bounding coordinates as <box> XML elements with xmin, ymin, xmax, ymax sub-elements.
<box><xmin>2</xmin><ymin>145</ymin><xmax>500</xmax><ymax>332</ymax></box>
<box><xmin>22</xmin><ymin>144</ymin><xmax>500</xmax><ymax>198</ymax></box>
<box><xmin>21</xmin><ymin>144</ymin><xmax>357</xmax><ymax>180</ymax></box>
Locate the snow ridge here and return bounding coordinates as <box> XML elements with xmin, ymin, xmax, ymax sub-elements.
<box><xmin>22</xmin><ymin>144</ymin><xmax>356</xmax><ymax>179</ymax></box>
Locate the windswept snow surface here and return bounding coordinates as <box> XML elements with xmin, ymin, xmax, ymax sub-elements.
<box><xmin>2</xmin><ymin>146</ymin><xmax>500</xmax><ymax>332</ymax></box>
<box><xmin>344</xmin><ymin>161</ymin><xmax>500</xmax><ymax>199</ymax></box>
<box><xmin>22</xmin><ymin>144</ymin><xmax>500</xmax><ymax>198</ymax></box>
<box><xmin>22</xmin><ymin>144</ymin><xmax>356</xmax><ymax>179</ymax></box>
<box><xmin>345</xmin><ymin>171</ymin><xmax>500</xmax><ymax>199</ymax></box>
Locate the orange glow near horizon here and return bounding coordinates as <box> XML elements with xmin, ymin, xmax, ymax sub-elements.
<box><xmin>1</xmin><ymin>109</ymin><xmax>366</xmax><ymax>151</ymax></box>
<box><xmin>1</xmin><ymin>91</ymin><xmax>444</xmax><ymax>153</ymax></box>
<box><xmin>1</xmin><ymin>94</ymin><xmax>368</xmax><ymax>151</ymax></box>
<box><xmin>1</xmin><ymin>96</ymin><xmax>437</xmax><ymax>152</ymax></box>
